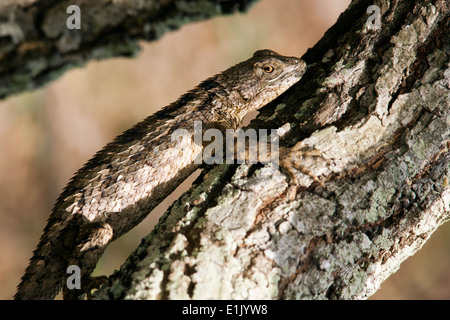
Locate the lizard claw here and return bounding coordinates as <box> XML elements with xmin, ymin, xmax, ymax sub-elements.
<box><xmin>85</xmin><ymin>275</ymin><xmax>109</xmax><ymax>299</ymax></box>
<box><xmin>279</xmin><ymin>141</ymin><xmax>328</xmax><ymax>187</ymax></box>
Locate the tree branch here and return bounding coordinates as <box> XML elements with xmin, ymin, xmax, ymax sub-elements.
<box><xmin>0</xmin><ymin>0</ymin><xmax>257</xmax><ymax>99</ymax></box>
<box><xmin>94</xmin><ymin>0</ymin><xmax>449</xmax><ymax>299</ymax></box>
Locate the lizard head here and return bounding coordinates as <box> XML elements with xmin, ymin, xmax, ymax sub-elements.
<box><xmin>251</xmin><ymin>49</ymin><xmax>305</xmax><ymax>82</ymax></box>
<box><xmin>250</xmin><ymin>49</ymin><xmax>306</xmax><ymax>102</ymax></box>
<box><xmin>216</xmin><ymin>49</ymin><xmax>307</xmax><ymax>127</ymax></box>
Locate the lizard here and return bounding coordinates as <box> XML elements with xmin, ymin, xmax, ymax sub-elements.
<box><xmin>15</xmin><ymin>49</ymin><xmax>307</xmax><ymax>300</ymax></box>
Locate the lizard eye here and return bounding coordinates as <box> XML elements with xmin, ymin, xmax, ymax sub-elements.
<box><xmin>254</xmin><ymin>60</ymin><xmax>283</xmax><ymax>79</ymax></box>
<box><xmin>263</xmin><ymin>65</ymin><xmax>274</xmax><ymax>73</ymax></box>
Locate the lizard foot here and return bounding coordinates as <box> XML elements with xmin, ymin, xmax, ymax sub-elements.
<box><xmin>63</xmin><ymin>275</ymin><xmax>109</xmax><ymax>300</ymax></box>
<box><xmin>85</xmin><ymin>275</ymin><xmax>109</xmax><ymax>299</ymax></box>
<box><xmin>279</xmin><ymin>141</ymin><xmax>329</xmax><ymax>187</ymax></box>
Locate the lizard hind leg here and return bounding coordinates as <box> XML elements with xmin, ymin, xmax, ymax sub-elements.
<box><xmin>63</xmin><ymin>221</ymin><xmax>113</xmax><ymax>300</ymax></box>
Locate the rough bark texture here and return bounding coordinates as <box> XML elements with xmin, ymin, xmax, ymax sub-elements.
<box><xmin>92</xmin><ymin>0</ymin><xmax>449</xmax><ymax>299</ymax></box>
<box><xmin>0</xmin><ymin>0</ymin><xmax>257</xmax><ymax>99</ymax></box>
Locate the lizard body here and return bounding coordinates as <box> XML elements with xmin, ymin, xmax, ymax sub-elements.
<box><xmin>15</xmin><ymin>50</ymin><xmax>306</xmax><ymax>299</ymax></box>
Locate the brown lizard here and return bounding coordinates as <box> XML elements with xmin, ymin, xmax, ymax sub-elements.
<box><xmin>15</xmin><ymin>49</ymin><xmax>307</xmax><ymax>300</ymax></box>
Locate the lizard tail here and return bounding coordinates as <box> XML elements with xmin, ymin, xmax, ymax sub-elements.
<box><xmin>15</xmin><ymin>215</ymin><xmax>114</xmax><ymax>300</ymax></box>
<box><xmin>15</xmin><ymin>235</ymin><xmax>67</xmax><ymax>300</ymax></box>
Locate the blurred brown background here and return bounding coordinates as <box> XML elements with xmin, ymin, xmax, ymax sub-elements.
<box><xmin>0</xmin><ymin>0</ymin><xmax>449</xmax><ymax>300</ymax></box>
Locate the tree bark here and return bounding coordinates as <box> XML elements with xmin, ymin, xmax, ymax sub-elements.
<box><xmin>0</xmin><ymin>0</ymin><xmax>257</xmax><ymax>99</ymax></box>
<box><xmin>93</xmin><ymin>0</ymin><xmax>449</xmax><ymax>300</ymax></box>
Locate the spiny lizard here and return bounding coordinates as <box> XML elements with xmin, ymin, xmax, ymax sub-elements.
<box><xmin>15</xmin><ymin>49</ymin><xmax>306</xmax><ymax>299</ymax></box>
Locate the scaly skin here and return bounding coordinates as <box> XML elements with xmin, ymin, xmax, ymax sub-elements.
<box><xmin>15</xmin><ymin>50</ymin><xmax>306</xmax><ymax>299</ymax></box>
